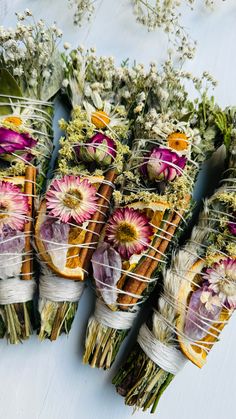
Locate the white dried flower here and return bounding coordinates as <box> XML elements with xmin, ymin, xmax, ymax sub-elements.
<box><xmin>24</xmin><ymin>9</ymin><xmax>32</xmax><ymax>16</ymax></box>
<box><xmin>158</xmin><ymin>88</ymin><xmax>169</xmax><ymax>101</ymax></box>
<box><xmin>13</xmin><ymin>67</ymin><xmax>23</xmax><ymax>76</ymax></box>
<box><xmin>63</xmin><ymin>42</ymin><xmax>71</xmax><ymax>50</ymax></box>
<box><xmin>43</xmin><ymin>69</ymin><xmax>51</xmax><ymax>80</ymax></box>
<box><xmin>134</xmin><ymin>103</ymin><xmax>144</xmax><ymax>114</ymax></box>
<box><xmin>62</xmin><ymin>79</ymin><xmax>69</xmax><ymax>88</ymax></box>
<box><xmin>137</xmin><ymin>92</ymin><xmax>146</xmax><ymax>102</ymax></box>
<box><xmin>0</xmin><ymin>14</ymin><xmax>64</xmax><ymax>98</ymax></box>
<box><xmin>123</xmin><ymin>91</ymin><xmax>131</xmax><ymax>99</ymax></box>
<box><xmin>104</xmin><ymin>80</ymin><xmax>112</xmax><ymax>89</ymax></box>
<box><xmin>84</xmin><ymin>84</ymin><xmax>92</xmax><ymax>97</ymax></box>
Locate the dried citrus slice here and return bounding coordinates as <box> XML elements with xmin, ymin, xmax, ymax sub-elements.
<box><xmin>4</xmin><ymin>176</ymin><xmax>26</xmax><ymax>187</ymax></box>
<box><xmin>35</xmin><ymin>175</ymin><xmax>104</xmax><ymax>280</ymax></box>
<box><xmin>176</xmin><ymin>256</ymin><xmax>233</xmax><ymax>368</ymax></box>
<box><xmin>127</xmin><ymin>200</ymin><xmax>169</xmax><ymax>213</ymax></box>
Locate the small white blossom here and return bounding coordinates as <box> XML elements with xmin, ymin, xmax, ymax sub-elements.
<box><xmin>63</xmin><ymin>42</ymin><xmax>71</xmax><ymax>50</ymax></box>
<box><xmin>158</xmin><ymin>88</ymin><xmax>169</xmax><ymax>101</ymax></box>
<box><xmin>43</xmin><ymin>69</ymin><xmax>51</xmax><ymax>80</ymax></box>
<box><xmin>13</xmin><ymin>67</ymin><xmax>23</xmax><ymax>76</ymax></box>
<box><xmin>134</xmin><ymin>103</ymin><xmax>144</xmax><ymax>114</ymax></box>
<box><xmin>62</xmin><ymin>79</ymin><xmax>69</xmax><ymax>88</ymax></box>
<box><xmin>25</xmin><ymin>9</ymin><xmax>32</xmax><ymax>16</ymax></box>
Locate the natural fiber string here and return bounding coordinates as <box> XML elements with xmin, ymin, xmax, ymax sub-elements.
<box><xmin>137</xmin><ymin>323</ymin><xmax>187</xmax><ymax>375</ymax></box>
<box><xmin>39</xmin><ymin>273</ymin><xmax>84</xmax><ymax>302</ymax></box>
<box><xmin>93</xmin><ymin>299</ymin><xmax>139</xmax><ymax>329</ymax></box>
<box><xmin>0</xmin><ymin>278</ymin><xmax>36</xmax><ymax>305</ymax></box>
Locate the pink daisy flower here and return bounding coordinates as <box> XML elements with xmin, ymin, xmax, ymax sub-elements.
<box><xmin>204</xmin><ymin>258</ymin><xmax>236</xmax><ymax>309</ymax></box>
<box><xmin>0</xmin><ymin>181</ymin><xmax>29</xmax><ymax>233</ymax></box>
<box><xmin>105</xmin><ymin>207</ymin><xmax>153</xmax><ymax>260</ymax></box>
<box><xmin>46</xmin><ymin>175</ymin><xmax>98</xmax><ymax>225</ymax></box>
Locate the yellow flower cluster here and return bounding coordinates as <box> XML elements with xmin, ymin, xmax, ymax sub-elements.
<box><xmin>216</xmin><ymin>192</ymin><xmax>236</xmax><ymax>210</ymax></box>
<box><xmin>0</xmin><ymin>160</ymin><xmax>26</xmax><ymax>177</ymax></box>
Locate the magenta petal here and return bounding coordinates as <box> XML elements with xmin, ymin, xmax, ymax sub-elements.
<box><xmin>159</xmin><ymin>148</ymin><xmax>173</xmax><ymax>162</ymax></box>
<box><xmin>142</xmin><ymin>146</ymin><xmax>187</xmax><ymax>182</ymax></box>
<box><xmin>184</xmin><ymin>289</ymin><xmax>222</xmax><ymax>341</ymax></box>
<box><xmin>166</xmin><ymin>167</ymin><xmax>176</xmax><ymax>181</ymax></box>
<box><xmin>0</xmin><ymin>128</ymin><xmax>37</xmax><ymax>154</ymax></box>
<box><xmin>92</xmin><ymin>242</ymin><xmax>122</xmax><ymax>305</ymax></box>
<box><xmin>228</xmin><ymin>221</ymin><xmax>236</xmax><ymax>236</ymax></box>
<box><xmin>75</xmin><ymin>133</ymin><xmax>117</xmax><ymax>166</ymax></box>
<box><xmin>178</xmin><ymin>155</ymin><xmax>187</xmax><ymax>169</ymax></box>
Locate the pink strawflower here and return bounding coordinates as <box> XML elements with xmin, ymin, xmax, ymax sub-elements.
<box><xmin>46</xmin><ymin>175</ymin><xmax>98</xmax><ymax>225</ymax></box>
<box><xmin>105</xmin><ymin>207</ymin><xmax>153</xmax><ymax>259</ymax></box>
<box><xmin>0</xmin><ymin>181</ymin><xmax>29</xmax><ymax>233</ymax></box>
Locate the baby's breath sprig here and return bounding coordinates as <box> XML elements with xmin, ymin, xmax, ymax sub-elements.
<box><xmin>68</xmin><ymin>0</ymin><xmax>223</xmax><ymax>63</ymax></box>
<box><xmin>0</xmin><ymin>9</ymin><xmax>63</xmax><ymax>100</ymax></box>
<box><xmin>68</xmin><ymin>0</ymin><xmax>97</xmax><ymax>26</ymax></box>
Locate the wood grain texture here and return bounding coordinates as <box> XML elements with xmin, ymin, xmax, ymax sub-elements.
<box><xmin>1</xmin><ymin>0</ymin><xmax>236</xmax><ymax>418</ymax></box>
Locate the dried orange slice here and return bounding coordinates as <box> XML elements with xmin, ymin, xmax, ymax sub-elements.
<box><xmin>35</xmin><ymin>175</ymin><xmax>104</xmax><ymax>280</ymax></box>
<box><xmin>4</xmin><ymin>176</ymin><xmax>26</xmax><ymax>188</ymax></box>
<box><xmin>176</xmin><ymin>256</ymin><xmax>233</xmax><ymax>368</ymax></box>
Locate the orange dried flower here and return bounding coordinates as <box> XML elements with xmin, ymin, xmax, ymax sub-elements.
<box><xmin>91</xmin><ymin>110</ymin><xmax>110</xmax><ymax>129</ymax></box>
<box><xmin>168</xmin><ymin>132</ymin><xmax>188</xmax><ymax>151</ymax></box>
<box><xmin>4</xmin><ymin>116</ymin><xmax>23</xmax><ymax>126</ymax></box>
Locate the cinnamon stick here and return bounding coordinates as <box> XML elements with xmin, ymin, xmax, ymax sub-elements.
<box><xmin>79</xmin><ymin>169</ymin><xmax>117</xmax><ymax>272</ymax></box>
<box><xmin>118</xmin><ymin>197</ymin><xmax>191</xmax><ymax>309</ymax></box>
<box><xmin>132</xmin><ymin>212</ymin><xmax>174</xmax><ymax>277</ymax></box>
<box><xmin>21</xmin><ymin>166</ymin><xmax>36</xmax><ymax>280</ymax></box>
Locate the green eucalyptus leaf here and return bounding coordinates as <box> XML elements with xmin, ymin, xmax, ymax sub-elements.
<box><xmin>0</xmin><ymin>69</ymin><xmax>23</xmax><ymax>116</ymax></box>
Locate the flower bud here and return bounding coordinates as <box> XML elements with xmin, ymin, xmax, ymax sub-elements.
<box><xmin>141</xmin><ymin>146</ymin><xmax>187</xmax><ymax>182</ymax></box>
<box><xmin>76</xmin><ymin>133</ymin><xmax>117</xmax><ymax>166</ymax></box>
<box><xmin>0</xmin><ymin>127</ymin><xmax>37</xmax><ymax>162</ymax></box>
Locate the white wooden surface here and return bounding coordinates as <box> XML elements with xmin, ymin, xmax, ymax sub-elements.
<box><xmin>1</xmin><ymin>1</ymin><xmax>236</xmax><ymax>418</ymax></box>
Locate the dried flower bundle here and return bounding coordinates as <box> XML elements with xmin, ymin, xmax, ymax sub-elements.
<box><xmin>83</xmin><ymin>59</ymin><xmax>227</xmax><ymax>369</ymax></box>
<box><xmin>0</xmin><ymin>10</ymin><xmax>63</xmax><ymax>343</ymax></box>
<box><xmin>113</xmin><ymin>109</ymin><xmax>236</xmax><ymax>412</ymax></box>
<box><xmin>36</xmin><ymin>48</ymin><xmax>131</xmax><ymax>340</ymax></box>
